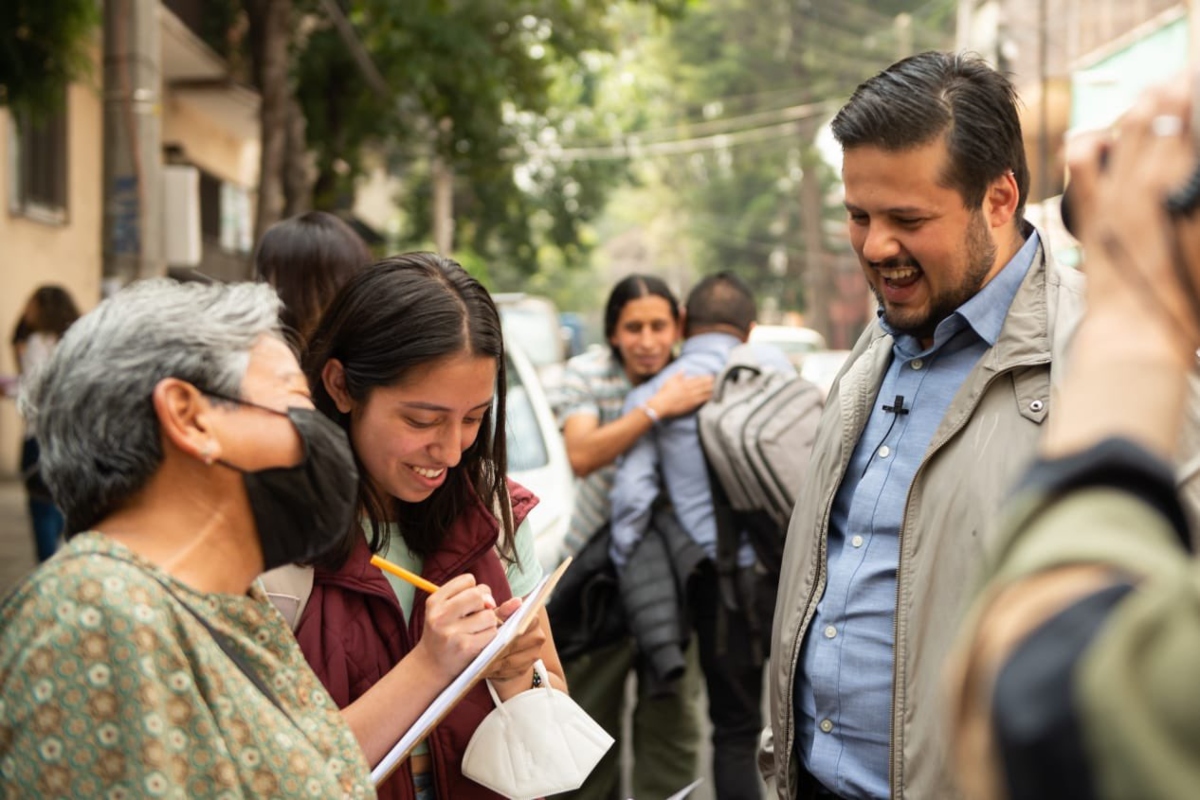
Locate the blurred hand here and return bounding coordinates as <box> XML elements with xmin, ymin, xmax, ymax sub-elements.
<box><xmin>416</xmin><ymin>574</ymin><xmax>501</xmax><ymax>681</ymax></box>
<box><xmin>483</xmin><ymin>598</ymin><xmax>546</xmax><ymax>688</ymax></box>
<box><xmin>650</xmin><ymin>372</ymin><xmax>715</xmax><ymax>419</ymax></box>
<box><xmin>1066</xmin><ymin>78</ymin><xmax>1200</xmax><ymax>350</ymax></box>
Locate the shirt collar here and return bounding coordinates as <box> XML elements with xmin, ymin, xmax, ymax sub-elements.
<box><xmin>681</xmin><ymin>331</ymin><xmax>742</xmax><ymax>356</ymax></box>
<box><xmin>882</xmin><ymin>227</ymin><xmax>1040</xmax><ymax>355</ymax></box>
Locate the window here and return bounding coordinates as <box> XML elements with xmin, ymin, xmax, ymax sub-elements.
<box><xmin>8</xmin><ymin>100</ymin><xmax>68</xmax><ymax>223</ymax></box>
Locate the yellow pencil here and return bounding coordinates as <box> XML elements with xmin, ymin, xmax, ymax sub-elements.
<box><xmin>369</xmin><ymin>554</ymin><xmax>441</xmax><ymax>595</ymax></box>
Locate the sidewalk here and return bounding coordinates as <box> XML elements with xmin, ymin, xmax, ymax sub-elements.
<box><xmin>0</xmin><ymin>479</ymin><xmax>36</xmax><ymax>597</ymax></box>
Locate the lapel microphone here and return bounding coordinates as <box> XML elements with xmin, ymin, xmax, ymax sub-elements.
<box><xmin>882</xmin><ymin>395</ymin><xmax>909</xmax><ymax>415</ymax></box>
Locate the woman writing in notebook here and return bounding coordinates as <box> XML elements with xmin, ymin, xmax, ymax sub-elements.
<box><xmin>292</xmin><ymin>253</ymin><xmax>565</xmax><ymax>800</ymax></box>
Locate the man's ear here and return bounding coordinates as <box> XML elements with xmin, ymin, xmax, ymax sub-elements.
<box><xmin>985</xmin><ymin>171</ymin><xmax>1020</xmax><ymax>228</ymax></box>
<box><xmin>743</xmin><ymin>320</ymin><xmax>757</xmax><ymax>343</ymax></box>
<box><xmin>152</xmin><ymin>378</ymin><xmax>221</xmax><ymax>464</ymax></box>
<box><xmin>322</xmin><ymin>359</ymin><xmax>355</xmax><ymax>414</ymax></box>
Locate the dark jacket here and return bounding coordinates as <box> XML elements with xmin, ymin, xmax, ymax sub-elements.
<box><xmin>546</xmin><ymin>524</ymin><xmax>626</xmax><ymax>663</ymax></box>
<box><xmin>619</xmin><ymin>506</ymin><xmax>707</xmax><ymax>691</ymax></box>
<box><xmin>295</xmin><ymin>481</ymin><xmax>538</xmax><ymax>800</ymax></box>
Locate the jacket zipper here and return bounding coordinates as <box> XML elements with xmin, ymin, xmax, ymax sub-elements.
<box><xmin>887</xmin><ymin>356</ymin><xmax>1047</xmax><ymax>798</ymax></box>
<box><xmin>784</xmin><ymin>353</ymin><xmax>875</xmax><ymax>795</ymax></box>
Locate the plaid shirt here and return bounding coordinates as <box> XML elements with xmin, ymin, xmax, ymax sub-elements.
<box><xmin>552</xmin><ymin>347</ymin><xmax>631</xmax><ymax>562</ymax></box>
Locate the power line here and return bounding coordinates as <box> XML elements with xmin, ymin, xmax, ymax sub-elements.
<box><xmin>551</xmin><ymin>97</ymin><xmax>835</xmax><ymax>150</ymax></box>
<box><xmin>528</xmin><ymin>102</ymin><xmax>836</xmax><ymax>162</ymax></box>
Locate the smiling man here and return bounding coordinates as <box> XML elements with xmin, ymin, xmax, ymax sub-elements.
<box><xmin>759</xmin><ymin>52</ymin><xmax>1086</xmax><ymax>800</ymax></box>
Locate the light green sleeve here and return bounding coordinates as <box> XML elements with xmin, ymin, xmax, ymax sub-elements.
<box><xmin>505</xmin><ymin>518</ymin><xmax>545</xmax><ymax>598</ymax></box>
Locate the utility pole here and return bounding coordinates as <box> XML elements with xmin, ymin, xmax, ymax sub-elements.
<box><xmin>894</xmin><ymin>13</ymin><xmax>913</xmax><ymax>62</ymax></box>
<box><xmin>1037</xmin><ymin>0</ymin><xmax>1050</xmax><ymax>205</ymax></box>
<box><xmin>103</xmin><ymin>0</ymin><xmax>164</xmax><ymax>289</ymax></box>
<box><xmin>800</xmin><ymin>148</ymin><xmax>832</xmax><ymax>339</ymax></box>
<box><xmin>431</xmin><ymin>157</ymin><xmax>455</xmax><ymax>255</ymax></box>
<box><xmin>431</xmin><ymin>118</ymin><xmax>455</xmax><ymax>254</ymax></box>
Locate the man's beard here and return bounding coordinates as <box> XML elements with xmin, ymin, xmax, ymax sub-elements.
<box><xmin>874</xmin><ymin>211</ymin><xmax>997</xmax><ymax>342</ymax></box>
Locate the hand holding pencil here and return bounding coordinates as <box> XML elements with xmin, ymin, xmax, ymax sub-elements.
<box><xmin>370</xmin><ymin>554</ymin><xmax>518</xmax><ymax>681</ymax></box>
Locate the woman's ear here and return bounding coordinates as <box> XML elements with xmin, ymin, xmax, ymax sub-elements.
<box><xmin>152</xmin><ymin>378</ymin><xmax>221</xmax><ymax>464</ymax></box>
<box><xmin>322</xmin><ymin>359</ymin><xmax>355</xmax><ymax>414</ymax></box>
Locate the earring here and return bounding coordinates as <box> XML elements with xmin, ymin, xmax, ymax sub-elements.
<box><xmin>201</xmin><ymin>442</ymin><xmax>216</xmax><ymax>466</ymax></box>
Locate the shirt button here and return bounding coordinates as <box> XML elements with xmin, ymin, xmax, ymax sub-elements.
<box><xmin>878</xmin><ymin>445</ymin><xmax>891</xmax><ymax>458</ymax></box>
<box><xmin>851</xmin><ymin>535</ymin><xmax>864</xmax><ymax>548</ymax></box>
<box><xmin>819</xmin><ymin>719</ymin><xmax>834</xmax><ymax>733</ymax></box>
<box><xmin>824</xmin><ymin>625</ymin><xmax>837</xmax><ymax>639</ymax></box>
<box><xmin>911</xmin><ymin>359</ymin><xmax>924</xmax><ymax>370</ymax></box>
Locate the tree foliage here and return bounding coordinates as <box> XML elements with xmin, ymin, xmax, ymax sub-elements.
<box><xmin>0</xmin><ymin>0</ymin><xmax>99</xmax><ymax>118</ymax></box>
<box><xmin>579</xmin><ymin>0</ymin><xmax>956</xmax><ymax>318</ymax></box>
<box><xmin>290</xmin><ymin>0</ymin><xmax>679</xmax><ymax>277</ymax></box>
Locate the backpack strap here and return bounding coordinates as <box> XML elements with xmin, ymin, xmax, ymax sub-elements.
<box><xmin>698</xmin><ymin>417</ymin><xmax>766</xmax><ymax>667</ymax></box>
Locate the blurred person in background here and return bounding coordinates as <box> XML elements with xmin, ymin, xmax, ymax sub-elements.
<box><xmin>289</xmin><ymin>253</ymin><xmax>565</xmax><ymax>800</ymax></box>
<box><xmin>10</xmin><ymin>284</ymin><xmax>80</xmax><ymax>562</ymax></box>
<box><xmin>549</xmin><ymin>274</ymin><xmax>711</xmax><ymax>800</ymax></box>
<box><xmin>254</xmin><ymin>210</ymin><xmax>372</xmax><ymax>626</ymax></box>
<box><xmin>611</xmin><ymin>272</ymin><xmax>793</xmax><ymax>800</ymax></box>
<box><xmin>254</xmin><ymin>210</ymin><xmax>372</xmax><ymax>350</ymax></box>
<box><xmin>951</xmin><ymin>78</ymin><xmax>1200</xmax><ymax>800</ymax></box>
<box><xmin>0</xmin><ymin>280</ymin><xmax>375</xmax><ymax>796</ymax></box>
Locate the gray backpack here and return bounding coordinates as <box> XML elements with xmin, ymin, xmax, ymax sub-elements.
<box><xmin>698</xmin><ymin>344</ymin><xmax>824</xmax><ymax>539</ymax></box>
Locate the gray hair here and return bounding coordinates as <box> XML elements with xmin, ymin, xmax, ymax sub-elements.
<box><xmin>22</xmin><ymin>279</ymin><xmax>283</xmax><ymax>535</ymax></box>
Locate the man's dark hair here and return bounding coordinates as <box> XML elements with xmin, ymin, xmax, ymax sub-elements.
<box><xmin>831</xmin><ymin>51</ymin><xmax>1028</xmax><ymax>218</ymax></box>
<box><xmin>685</xmin><ymin>272</ymin><xmax>756</xmax><ymax>337</ymax></box>
<box><xmin>603</xmin><ymin>274</ymin><xmax>680</xmax><ymax>363</ymax></box>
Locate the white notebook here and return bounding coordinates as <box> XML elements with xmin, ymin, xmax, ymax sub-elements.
<box><xmin>370</xmin><ymin>557</ymin><xmax>571</xmax><ymax>785</ymax></box>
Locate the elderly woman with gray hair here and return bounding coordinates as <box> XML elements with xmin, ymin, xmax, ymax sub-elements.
<box><xmin>0</xmin><ymin>280</ymin><xmax>375</xmax><ymax>797</ymax></box>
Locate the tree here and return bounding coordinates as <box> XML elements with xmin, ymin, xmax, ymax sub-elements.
<box><xmin>570</xmin><ymin>0</ymin><xmax>956</xmax><ymax>333</ymax></box>
<box><xmin>0</xmin><ymin>0</ymin><xmax>99</xmax><ymax>118</ymax></box>
<box><xmin>290</xmin><ymin>1</ymin><xmax>682</xmax><ymax>276</ymax></box>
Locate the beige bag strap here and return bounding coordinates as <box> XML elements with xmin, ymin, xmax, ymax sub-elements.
<box><xmin>259</xmin><ymin>564</ymin><xmax>315</xmax><ymax>631</ymax></box>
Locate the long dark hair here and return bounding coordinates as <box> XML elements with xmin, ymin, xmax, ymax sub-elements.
<box><xmin>12</xmin><ymin>285</ymin><xmax>80</xmax><ymax>345</ymax></box>
<box><xmin>604</xmin><ymin>274</ymin><xmax>680</xmax><ymax>363</ymax></box>
<box><xmin>305</xmin><ymin>253</ymin><xmax>513</xmax><ymax>568</ymax></box>
<box><xmin>254</xmin><ymin>211</ymin><xmax>371</xmax><ymax>349</ymax></box>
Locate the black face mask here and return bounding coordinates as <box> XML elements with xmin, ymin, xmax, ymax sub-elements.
<box><xmin>205</xmin><ymin>393</ymin><xmax>358</xmax><ymax>571</ymax></box>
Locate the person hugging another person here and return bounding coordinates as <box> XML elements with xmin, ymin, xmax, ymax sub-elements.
<box><xmin>550</xmin><ymin>274</ymin><xmax>711</xmax><ymax>800</ymax></box>
<box><xmin>284</xmin><ymin>253</ymin><xmax>566</xmax><ymax>800</ymax></box>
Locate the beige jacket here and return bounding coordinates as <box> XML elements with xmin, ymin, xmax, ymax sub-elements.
<box><xmin>761</xmin><ymin>242</ymin><xmax>1085</xmax><ymax>799</ymax></box>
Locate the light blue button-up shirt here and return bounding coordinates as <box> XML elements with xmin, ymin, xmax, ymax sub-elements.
<box><xmin>610</xmin><ymin>332</ymin><xmax>793</xmax><ymax>569</ymax></box>
<box><xmin>794</xmin><ymin>232</ymin><xmax>1041</xmax><ymax>799</ymax></box>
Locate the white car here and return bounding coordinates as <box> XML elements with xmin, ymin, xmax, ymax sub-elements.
<box><xmin>504</xmin><ymin>341</ymin><xmax>575</xmax><ymax>574</ymax></box>
<box><xmin>494</xmin><ymin>293</ymin><xmax>569</xmax><ymax>395</ymax></box>
<box><xmin>749</xmin><ymin>325</ymin><xmax>828</xmax><ymax>371</ymax></box>
<box><xmin>799</xmin><ymin>349</ymin><xmax>852</xmax><ymax>399</ymax></box>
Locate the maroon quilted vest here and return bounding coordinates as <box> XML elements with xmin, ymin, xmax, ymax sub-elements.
<box><xmin>296</xmin><ymin>480</ymin><xmax>538</xmax><ymax>800</ymax></box>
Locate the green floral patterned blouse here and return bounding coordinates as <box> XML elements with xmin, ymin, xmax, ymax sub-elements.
<box><xmin>0</xmin><ymin>533</ymin><xmax>376</xmax><ymax>799</ymax></box>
